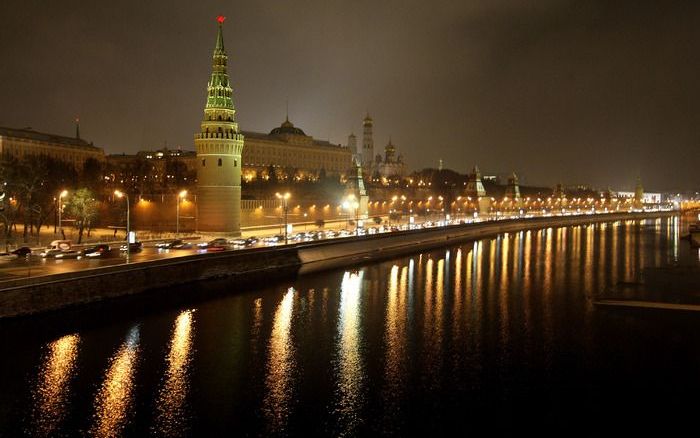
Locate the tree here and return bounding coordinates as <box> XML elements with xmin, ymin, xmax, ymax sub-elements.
<box><xmin>373</xmin><ymin>216</ymin><xmax>382</xmax><ymax>225</ymax></box>
<box><xmin>66</xmin><ymin>188</ymin><xmax>99</xmax><ymax>243</ymax></box>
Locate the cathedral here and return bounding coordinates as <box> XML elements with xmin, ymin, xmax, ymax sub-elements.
<box><xmin>347</xmin><ymin>114</ymin><xmax>406</xmax><ymax>182</ymax></box>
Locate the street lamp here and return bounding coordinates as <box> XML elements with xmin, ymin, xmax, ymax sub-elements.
<box><xmin>176</xmin><ymin>190</ymin><xmax>187</xmax><ymax>234</ymax></box>
<box><xmin>57</xmin><ymin>190</ymin><xmax>68</xmax><ymax>236</ymax></box>
<box><xmin>114</xmin><ymin>190</ymin><xmax>130</xmax><ymax>253</ymax></box>
<box><xmin>344</xmin><ymin>194</ymin><xmax>360</xmax><ymax>236</ymax></box>
<box><xmin>276</xmin><ymin>192</ymin><xmax>290</xmax><ymax>244</ymax></box>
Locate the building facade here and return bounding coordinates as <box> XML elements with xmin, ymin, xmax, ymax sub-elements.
<box><xmin>0</xmin><ymin>126</ymin><xmax>104</xmax><ymax>170</ymax></box>
<box><xmin>240</xmin><ymin>119</ymin><xmax>352</xmax><ymax>182</ymax></box>
<box><xmin>195</xmin><ymin>16</ymin><xmax>245</xmax><ymax>234</ymax></box>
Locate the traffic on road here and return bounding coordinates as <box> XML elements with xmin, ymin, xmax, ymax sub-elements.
<box><xmin>0</xmin><ymin>207</ymin><xmax>674</xmax><ymax>282</ymax></box>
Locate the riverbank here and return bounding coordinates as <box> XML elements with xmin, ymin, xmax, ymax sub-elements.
<box><xmin>0</xmin><ymin>210</ymin><xmax>676</xmax><ymax>318</ymax></box>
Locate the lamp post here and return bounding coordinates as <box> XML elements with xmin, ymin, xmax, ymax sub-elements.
<box><xmin>114</xmin><ymin>190</ymin><xmax>130</xmax><ymax>253</ymax></box>
<box><xmin>176</xmin><ymin>190</ymin><xmax>187</xmax><ymax>234</ymax></box>
<box><xmin>276</xmin><ymin>192</ymin><xmax>290</xmax><ymax>244</ymax></box>
<box><xmin>344</xmin><ymin>194</ymin><xmax>360</xmax><ymax>236</ymax></box>
<box><xmin>57</xmin><ymin>190</ymin><xmax>68</xmax><ymax>236</ymax></box>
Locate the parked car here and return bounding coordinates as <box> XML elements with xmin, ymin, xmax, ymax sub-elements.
<box><xmin>244</xmin><ymin>237</ymin><xmax>259</xmax><ymax>247</ymax></box>
<box><xmin>82</xmin><ymin>244</ymin><xmax>111</xmax><ymax>258</ymax></box>
<box><xmin>11</xmin><ymin>247</ymin><xmax>32</xmax><ymax>257</ymax></box>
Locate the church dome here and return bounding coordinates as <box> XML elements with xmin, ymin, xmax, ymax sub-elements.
<box><xmin>270</xmin><ymin>117</ymin><xmax>306</xmax><ymax>136</ymax></box>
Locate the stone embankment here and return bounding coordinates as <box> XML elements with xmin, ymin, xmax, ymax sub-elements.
<box><xmin>0</xmin><ymin>211</ymin><xmax>675</xmax><ymax>318</ymax></box>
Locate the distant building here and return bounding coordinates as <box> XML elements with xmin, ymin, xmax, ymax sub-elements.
<box><xmin>241</xmin><ymin>118</ymin><xmax>352</xmax><ymax>182</ymax></box>
<box><xmin>374</xmin><ymin>138</ymin><xmax>405</xmax><ymax>179</ymax></box>
<box><xmin>465</xmin><ymin>165</ymin><xmax>491</xmax><ymax>214</ymax></box>
<box><xmin>0</xmin><ymin>125</ymin><xmax>104</xmax><ymax>170</ymax></box>
<box><xmin>616</xmin><ymin>191</ymin><xmax>662</xmax><ymax>204</ymax></box>
<box><xmin>505</xmin><ymin>172</ymin><xmax>521</xmax><ymax>201</ymax></box>
<box><xmin>361</xmin><ymin>113</ymin><xmax>374</xmax><ymax>173</ymax></box>
<box><xmin>106</xmin><ymin>148</ymin><xmax>196</xmax><ymax>189</ymax></box>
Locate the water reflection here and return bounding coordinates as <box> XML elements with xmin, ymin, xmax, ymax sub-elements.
<box><xmin>30</xmin><ymin>333</ymin><xmax>80</xmax><ymax>436</ymax></box>
<box><xmin>152</xmin><ymin>309</ymin><xmax>195</xmax><ymax>437</ymax></box>
<box><xmin>384</xmin><ymin>264</ymin><xmax>408</xmax><ymax>409</ymax></box>
<box><xmin>91</xmin><ymin>325</ymin><xmax>140</xmax><ymax>438</ymax></box>
<box><xmin>334</xmin><ymin>270</ymin><xmax>365</xmax><ymax>434</ymax></box>
<box><xmin>264</xmin><ymin>288</ymin><xmax>296</xmax><ymax>432</ymax></box>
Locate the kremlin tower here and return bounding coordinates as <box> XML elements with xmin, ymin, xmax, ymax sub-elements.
<box><xmin>195</xmin><ymin>16</ymin><xmax>245</xmax><ymax>234</ymax></box>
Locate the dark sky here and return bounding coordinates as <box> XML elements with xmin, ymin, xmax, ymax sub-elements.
<box><xmin>1</xmin><ymin>0</ymin><xmax>698</xmax><ymax>191</ymax></box>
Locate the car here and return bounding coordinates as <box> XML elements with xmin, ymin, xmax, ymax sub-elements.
<box><xmin>204</xmin><ymin>238</ymin><xmax>231</xmax><ymax>251</ymax></box>
<box><xmin>157</xmin><ymin>239</ymin><xmax>192</xmax><ymax>250</ymax></box>
<box><xmin>82</xmin><ymin>244</ymin><xmax>111</xmax><ymax>258</ymax></box>
<box><xmin>41</xmin><ymin>240</ymin><xmax>73</xmax><ymax>257</ymax></box>
<box><xmin>40</xmin><ymin>248</ymin><xmax>65</xmax><ymax>258</ymax></box>
<box><xmin>55</xmin><ymin>250</ymin><xmax>81</xmax><ymax>259</ymax></box>
<box><xmin>206</xmin><ymin>246</ymin><xmax>225</xmax><ymax>252</ymax></box>
<box><xmin>0</xmin><ymin>252</ymin><xmax>19</xmax><ymax>262</ymax></box>
<box><xmin>120</xmin><ymin>242</ymin><xmax>143</xmax><ymax>252</ymax></box>
<box><xmin>244</xmin><ymin>237</ymin><xmax>259</xmax><ymax>247</ymax></box>
<box><xmin>156</xmin><ymin>240</ymin><xmax>177</xmax><ymax>249</ymax></box>
<box><xmin>11</xmin><ymin>247</ymin><xmax>32</xmax><ymax>257</ymax></box>
<box><xmin>229</xmin><ymin>238</ymin><xmax>246</xmax><ymax>248</ymax></box>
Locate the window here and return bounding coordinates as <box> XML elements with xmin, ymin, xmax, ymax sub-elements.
<box><xmin>234</xmin><ymin>159</ymin><xmax>237</xmax><ymax>167</ymax></box>
<box><xmin>202</xmin><ymin>159</ymin><xmax>206</xmax><ymax>167</ymax></box>
<box><xmin>218</xmin><ymin>158</ymin><xmax>222</xmax><ymax>166</ymax></box>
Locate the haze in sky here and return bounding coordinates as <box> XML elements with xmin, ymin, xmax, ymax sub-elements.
<box><xmin>1</xmin><ymin>0</ymin><xmax>698</xmax><ymax>191</ymax></box>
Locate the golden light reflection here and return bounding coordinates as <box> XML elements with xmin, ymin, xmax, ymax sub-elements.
<box><xmin>335</xmin><ymin>270</ymin><xmax>364</xmax><ymax>432</ymax></box>
<box><xmin>152</xmin><ymin>309</ymin><xmax>195</xmax><ymax>436</ymax></box>
<box><xmin>452</xmin><ymin>249</ymin><xmax>463</xmax><ymax>339</ymax></box>
<box><xmin>264</xmin><ymin>288</ymin><xmax>296</xmax><ymax>431</ymax></box>
<box><xmin>384</xmin><ymin>265</ymin><xmax>407</xmax><ymax>399</ymax></box>
<box><xmin>499</xmin><ymin>233</ymin><xmax>510</xmax><ymax>344</ymax></box>
<box><xmin>91</xmin><ymin>326</ymin><xmax>140</xmax><ymax>438</ymax></box>
<box><xmin>31</xmin><ymin>333</ymin><xmax>80</xmax><ymax>436</ymax></box>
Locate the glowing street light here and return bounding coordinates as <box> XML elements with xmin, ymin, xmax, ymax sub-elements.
<box><xmin>276</xmin><ymin>192</ymin><xmax>291</xmax><ymax>244</ymax></box>
<box><xmin>114</xmin><ymin>190</ymin><xmax>130</xmax><ymax>253</ymax></box>
<box><xmin>344</xmin><ymin>194</ymin><xmax>360</xmax><ymax>236</ymax></box>
<box><xmin>57</xmin><ymin>190</ymin><xmax>68</xmax><ymax>236</ymax></box>
<box><xmin>176</xmin><ymin>190</ymin><xmax>187</xmax><ymax>234</ymax></box>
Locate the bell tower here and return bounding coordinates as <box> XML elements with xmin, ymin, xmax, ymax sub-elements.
<box><xmin>195</xmin><ymin>16</ymin><xmax>245</xmax><ymax>234</ymax></box>
<box><xmin>361</xmin><ymin>113</ymin><xmax>374</xmax><ymax>173</ymax></box>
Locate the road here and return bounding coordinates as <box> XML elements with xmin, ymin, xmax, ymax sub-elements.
<box><xmin>0</xmin><ymin>208</ymin><xmax>674</xmax><ymax>284</ymax></box>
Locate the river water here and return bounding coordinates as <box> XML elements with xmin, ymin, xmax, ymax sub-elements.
<box><xmin>1</xmin><ymin>216</ymin><xmax>699</xmax><ymax>436</ymax></box>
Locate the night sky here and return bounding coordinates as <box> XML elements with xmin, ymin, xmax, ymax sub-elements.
<box><xmin>1</xmin><ymin>0</ymin><xmax>698</xmax><ymax>191</ymax></box>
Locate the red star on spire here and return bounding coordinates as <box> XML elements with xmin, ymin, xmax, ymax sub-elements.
<box><xmin>217</xmin><ymin>15</ymin><xmax>226</xmax><ymax>24</ymax></box>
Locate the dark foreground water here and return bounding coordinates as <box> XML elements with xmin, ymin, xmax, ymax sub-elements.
<box><xmin>1</xmin><ymin>216</ymin><xmax>699</xmax><ymax>436</ymax></box>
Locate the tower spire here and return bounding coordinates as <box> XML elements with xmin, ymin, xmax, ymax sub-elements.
<box><xmin>215</xmin><ymin>16</ymin><xmax>226</xmax><ymax>53</ymax></box>
<box><xmin>75</xmin><ymin>116</ymin><xmax>80</xmax><ymax>139</ymax></box>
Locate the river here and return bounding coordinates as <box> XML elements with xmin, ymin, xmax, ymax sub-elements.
<box><xmin>1</xmin><ymin>216</ymin><xmax>699</xmax><ymax>436</ymax></box>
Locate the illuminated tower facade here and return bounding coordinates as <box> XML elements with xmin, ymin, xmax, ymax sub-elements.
<box><xmin>195</xmin><ymin>16</ymin><xmax>245</xmax><ymax>234</ymax></box>
<box><xmin>465</xmin><ymin>165</ymin><xmax>491</xmax><ymax>214</ymax></box>
<box><xmin>361</xmin><ymin>113</ymin><xmax>374</xmax><ymax>173</ymax></box>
